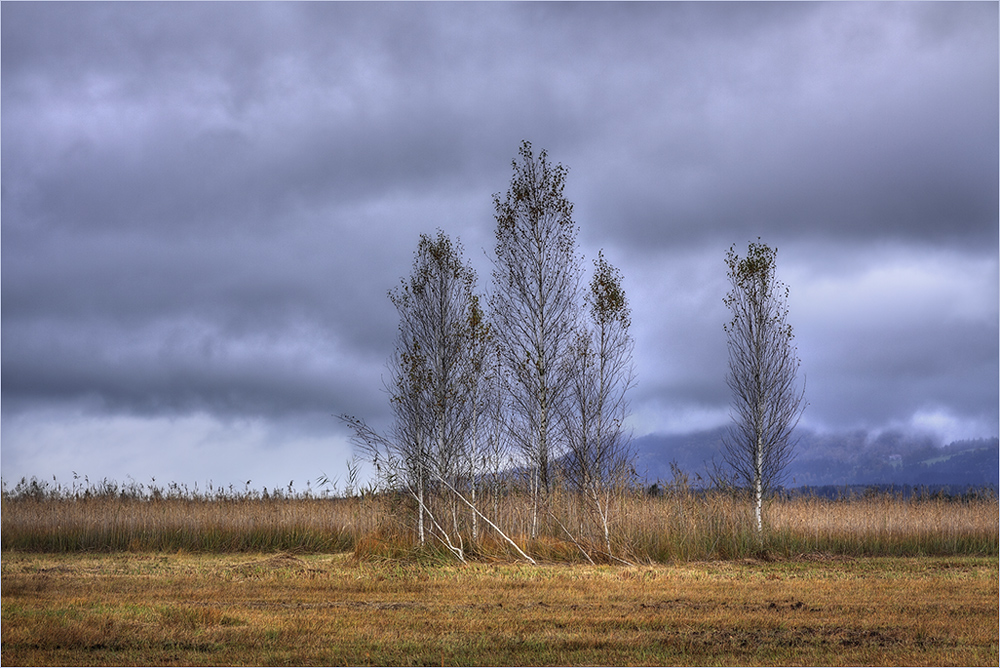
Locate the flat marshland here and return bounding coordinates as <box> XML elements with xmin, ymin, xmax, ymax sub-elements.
<box><xmin>2</xmin><ymin>487</ymin><xmax>998</xmax><ymax>665</ymax></box>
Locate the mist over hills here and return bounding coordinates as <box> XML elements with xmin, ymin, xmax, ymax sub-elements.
<box><xmin>635</xmin><ymin>428</ymin><xmax>999</xmax><ymax>490</ymax></box>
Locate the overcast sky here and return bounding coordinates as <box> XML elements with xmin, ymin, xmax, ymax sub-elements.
<box><xmin>3</xmin><ymin>2</ymin><xmax>997</xmax><ymax>492</ymax></box>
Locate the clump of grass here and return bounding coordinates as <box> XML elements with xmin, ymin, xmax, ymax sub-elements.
<box><xmin>352</xmin><ymin>527</ymin><xmax>435</xmax><ymax>563</ymax></box>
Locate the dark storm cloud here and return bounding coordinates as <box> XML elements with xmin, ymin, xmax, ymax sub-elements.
<box><xmin>570</xmin><ymin>3</ymin><xmax>998</xmax><ymax>251</ymax></box>
<box><xmin>2</xmin><ymin>2</ymin><xmax>996</xmax><ymax>488</ymax></box>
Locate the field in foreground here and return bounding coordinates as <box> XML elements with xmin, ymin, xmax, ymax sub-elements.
<box><xmin>2</xmin><ymin>552</ymin><xmax>997</xmax><ymax>666</ymax></box>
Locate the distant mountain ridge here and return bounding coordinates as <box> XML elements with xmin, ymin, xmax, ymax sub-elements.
<box><xmin>634</xmin><ymin>428</ymin><xmax>999</xmax><ymax>489</ymax></box>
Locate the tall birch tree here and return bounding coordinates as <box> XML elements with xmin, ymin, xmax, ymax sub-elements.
<box><xmin>391</xmin><ymin>231</ymin><xmax>480</xmax><ymax>534</ymax></box>
<box><xmin>344</xmin><ymin>231</ymin><xmax>480</xmax><ymax>548</ymax></box>
<box><xmin>490</xmin><ymin>140</ymin><xmax>581</xmax><ymax>535</ymax></box>
<box><xmin>562</xmin><ymin>251</ymin><xmax>636</xmax><ymax>555</ymax></box>
<box><xmin>722</xmin><ymin>240</ymin><xmax>806</xmax><ymax>533</ymax></box>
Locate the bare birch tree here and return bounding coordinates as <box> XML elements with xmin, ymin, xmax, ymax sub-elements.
<box><xmin>390</xmin><ymin>231</ymin><xmax>480</xmax><ymax>538</ymax></box>
<box><xmin>721</xmin><ymin>240</ymin><xmax>806</xmax><ymax>533</ymax></box>
<box><xmin>562</xmin><ymin>251</ymin><xmax>636</xmax><ymax>556</ymax></box>
<box><xmin>490</xmin><ymin>140</ymin><xmax>581</xmax><ymax>536</ymax></box>
<box><xmin>344</xmin><ymin>231</ymin><xmax>479</xmax><ymax>552</ymax></box>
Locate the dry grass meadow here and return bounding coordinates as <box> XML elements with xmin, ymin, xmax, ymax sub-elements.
<box><xmin>2</xmin><ymin>552</ymin><xmax>997</xmax><ymax>666</ymax></box>
<box><xmin>2</xmin><ymin>481</ymin><xmax>998</xmax><ymax>665</ymax></box>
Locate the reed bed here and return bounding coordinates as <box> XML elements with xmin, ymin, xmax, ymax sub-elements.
<box><xmin>2</xmin><ymin>477</ymin><xmax>996</xmax><ymax>560</ymax></box>
<box><xmin>767</xmin><ymin>492</ymin><xmax>1000</xmax><ymax>557</ymax></box>
<box><xmin>1</xmin><ymin>477</ymin><xmax>380</xmax><ymax>553</ymax></box>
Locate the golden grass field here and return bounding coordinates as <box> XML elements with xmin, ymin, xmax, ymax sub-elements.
<box><xmin>2</xmin><ymin>552</ymin><xmax>997</xmax><ymax>666</ymax></box>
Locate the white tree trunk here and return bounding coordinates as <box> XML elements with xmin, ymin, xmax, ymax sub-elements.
<box><xmin>471</xmin><ymin>480</ymin><xmax>478</xmax><ymax>542</ymax></box>
<box><xmin>531</xmin><ymin>467</ymin><xmax>539</xmax><ymax>539</ymax></box>
<box><xmin>418</xmin><ymin>475</ymin><xmax>426</xmax><ymax>545</ymax></box>
<box><xmin>755</xmin><ymin>434</ymin><xmax>763</xmax><ymax>533</ymax></box>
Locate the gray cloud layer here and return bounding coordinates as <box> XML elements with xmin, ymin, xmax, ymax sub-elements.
<box><xmin>3</xmin><ymin>2</ymin><xmax>996</xmax><ymax>488</ymax></box>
